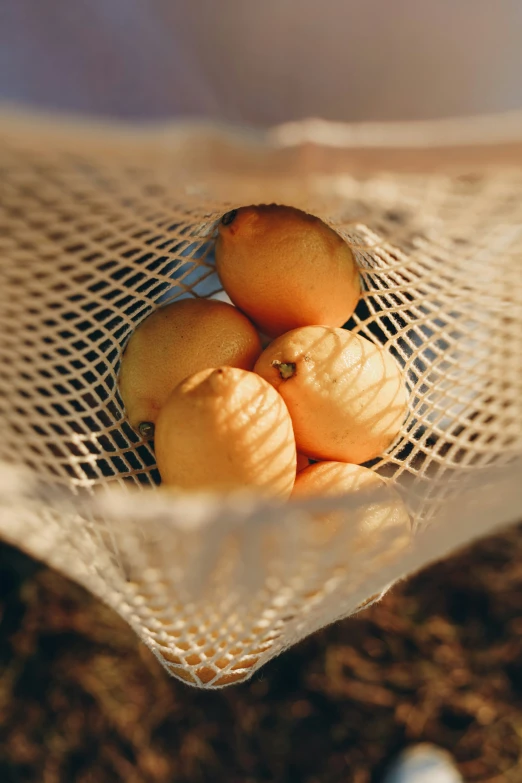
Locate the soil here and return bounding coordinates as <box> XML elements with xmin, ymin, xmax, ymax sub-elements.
<box><xmin>1</xmin><ymin>524</ymin><xmax>522</xmax><ymax>783</ymax></box>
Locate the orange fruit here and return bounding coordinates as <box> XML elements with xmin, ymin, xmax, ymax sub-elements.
<box><xmin>119</xmin><ymin>298</ymin><xmax>261</xmax><ymax>436</ymax></box>
<box><xmin>155</xmin><ymin>367</ymin><xmax>296</xmax><ymax>496</ymax></box>
<box><xmin>291</xmin><ymin>461</ymin><xmax>411</xmax><ymax>549</ymax></box>
<box><xmin>296</xmin><ymin>453</ymin><xmax>311</xmax><ymax>473</ymax></box>
<box><xmin>254</xmin><ymin>325</ymin><xmax>408</xmax><ymax>463</ymax></box>
<box><xmin>215</xmin><ymin>204</ymin><xmax>360</xmax><ymax>337</ymax></box>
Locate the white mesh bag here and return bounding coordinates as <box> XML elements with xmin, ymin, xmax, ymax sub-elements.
<box><xmin>0</xmin><ymin>108</ymin><xmax>521</xmax><ymax>688</ymax></box>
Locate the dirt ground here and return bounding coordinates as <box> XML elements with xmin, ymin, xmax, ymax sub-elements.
<box><xmin>1</xmin><ymin>524</ymin><xmax>522</xmax><ymax>783</ymax></box>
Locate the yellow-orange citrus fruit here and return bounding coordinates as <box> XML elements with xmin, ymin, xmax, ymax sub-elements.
<box><xmin>291</xmin><ymin>461</ymin><xmax>411</xmax><ymax>549</ymax></box>
<box><xmin>215</xmin><ymin>204</ymin><xmax>360</xmax><ymax>337</ymax></box>
<box><xmin>296</xmin><ymin>453</ymin><xmax>311</xmax><ymax>473</ymax></box>
<box><xmin>119</xmin><ymin>298</ymin><xmax>261</xmax><ymax>435</ymax></box>
<box><xmin>155</xmin><ymin>367</ymin><xmax>296</xmax><ymax>496</ymax></box>
<box><xmin>255</xmin><ymin>325</ymin><xmax>408</xmax><ymax>463</ymax></box>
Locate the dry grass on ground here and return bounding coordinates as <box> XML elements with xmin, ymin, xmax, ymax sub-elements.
<box><xmin>1</xmin><ymin>525</ymin><xmax>522</xmax><ymax>783</ymax></box>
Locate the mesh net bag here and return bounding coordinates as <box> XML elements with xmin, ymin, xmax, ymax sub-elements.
<box><xmin>1</xmin><ymin>108</ymin><xmax>522</xmax><ymax>688</ymax></box>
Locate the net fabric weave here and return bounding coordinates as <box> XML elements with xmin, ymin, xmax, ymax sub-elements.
<box><xmin>1</xmin><ymin>110</ymin><xmax>522</xmax><ymax>688</ymax></box>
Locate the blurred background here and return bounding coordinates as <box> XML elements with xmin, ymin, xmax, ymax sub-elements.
<box><xmin>2</xmin><ymin>0</ymin><xmax>522</xmax><ymax>125</ymax></box>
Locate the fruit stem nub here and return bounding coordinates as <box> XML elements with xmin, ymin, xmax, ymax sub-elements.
<box><xmin>139</xmin><ymin>421</ymin><xmax>155</xmax><ymax>439</ymax></box>
<box><xmin>272</xmin><ymin>360</ymin><xmax>296</xmax><ymax>380</ymax></box>
<box><xmin>221</xmin><ymin>209</ymin><xmax>238</xmax><ymax>226</ymax></box>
